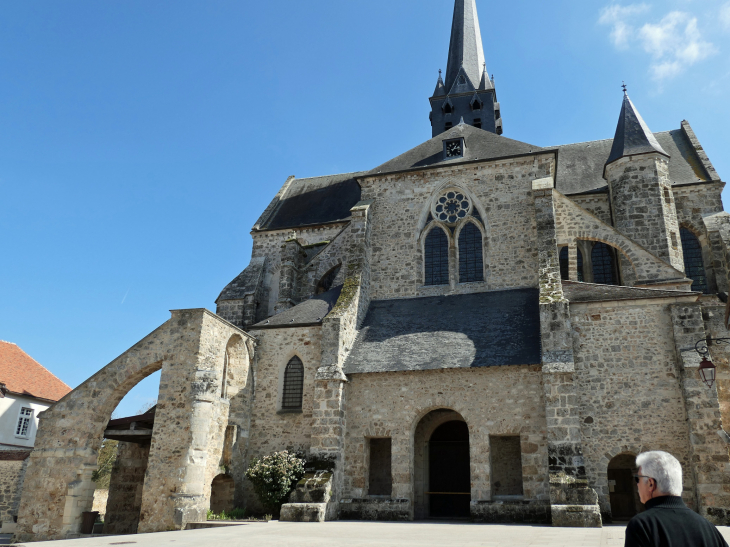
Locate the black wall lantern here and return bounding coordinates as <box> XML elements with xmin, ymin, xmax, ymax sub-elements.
<box><xmin>694</xmin><ymin>338</ymin><xmax>723</xmax><ymax>389</ymax></box>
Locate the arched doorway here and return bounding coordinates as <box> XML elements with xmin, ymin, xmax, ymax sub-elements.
<box><xmin>608</xmin><ymin>454</ymin><xmax>641</xmax><ymax>521</ymax></box>
<box><xmin>210</xmin><ymin>474</ymin><xmax>235</xmax><ymax>514</ymax></box>
<box><xmin>413</xmin><ymin>409</ymin><xmax>470</xmax><ymax>519</ymax></box>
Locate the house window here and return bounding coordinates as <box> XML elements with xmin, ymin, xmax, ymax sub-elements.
<box><xmin>15</xmin><ymin>407</ymin><xmax>33</xmax><ymax>438</ymax></box>
<box><xmin>458</xmin><ymin>223</ymin><xmax>484</xmax><ymax>282</ymax></box>
<box><xmin>592</xmin><ymin>243</ymin><xmax>618</xmax><ymax>285</ymax></box>
<box><xmin>282</xmin><ymin>357</ymin><xmax>304</xmax><ymax>410</ymax></box>
<box><xmin>424</xmin><ymin>227</ymin><xmax>449</xmax><ymax>286</ymax></box>
<box><xmin>680</xmin><ymin>228</ymin><xmax>708</xmax><ymax>293</ymax></box>
<box><xmin>368</xmin><ymin>438</ymin><xmax>392</xmax><ymax>496</ymax></box>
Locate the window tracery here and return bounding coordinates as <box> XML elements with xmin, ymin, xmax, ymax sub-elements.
<box><xmin>432</xmin><ymin>190</ymin><xmax>471</xmax><ymax>224</ymax></box>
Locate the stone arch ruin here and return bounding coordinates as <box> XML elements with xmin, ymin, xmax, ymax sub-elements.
<box><xmin>14</xmin><ymin>309</ymin><xmax>255</xmax><ymax>542</ymax></box>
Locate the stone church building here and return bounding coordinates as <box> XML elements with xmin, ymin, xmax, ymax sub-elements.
<box><xmin>13</xmin><ymin>0</ymin><xmax>730</xmax><ymax>541</ymax></box>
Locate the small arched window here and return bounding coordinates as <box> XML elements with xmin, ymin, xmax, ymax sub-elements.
<box><xmin>680</xmin><ymin>228</ymin><xmax>708</xmax><ymax>293</ymax></box>
<box><xmin>458</xmin><ymin>223</ymin><xmax>484</xmax><ymax>282</ymax></box>
<box><xmin>425</xmin><ymin>227</ymin><xmax>449</xmax><ymax>286</ymax></box>
<box><xmin>592</xmin><ymin>243</ymin><xmax>618</xmax><ymax>285</ymax></box>
<box><xmin>443</xmin><ymin>103</ymin><xmax>453</xmax><ymax>114</ymax></box>
<box><xmin>282</xmin><ymin>357</ymin><xmax>304</xmax><ymax>410</ymax></box>
<box><xmin>317</xmin><ymin>265</ymin><xmax>341</xmax><ymax>294</ymax></box>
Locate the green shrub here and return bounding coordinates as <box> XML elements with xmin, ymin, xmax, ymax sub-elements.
<box><xmin>245</xmin><ymin>450</ymin><xmax>305</xmax><ymax>515</ymax></box>
<box><xmin>207</xmin><ymin>507</ymin><xmax>247</xmax><ymax>521</ymax></box>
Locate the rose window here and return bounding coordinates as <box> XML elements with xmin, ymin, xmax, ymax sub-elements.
<box><xmin>434</xmin><ymin>190</ymin><xmax>471</xmax><ymax>224</ymax></box>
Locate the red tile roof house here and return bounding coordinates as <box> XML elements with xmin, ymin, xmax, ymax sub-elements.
<box><xmin>0</xmin><ymin>340</ymin><xmax>71</xmax><ymax>533</ymax></box>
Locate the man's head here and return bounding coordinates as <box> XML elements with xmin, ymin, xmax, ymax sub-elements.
<box><xmin>635</xmin><ymin>451</ymin><xmax>683</xmax><ymax>503</ymax></box>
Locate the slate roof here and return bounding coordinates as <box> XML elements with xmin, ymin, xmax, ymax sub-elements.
<box><xmin>444</xmin><ymin>0</ymin><xmax>488</xmax><ymax>93</ymax></box>
<box><xmin>251</xmin><ymin>285</ymin><xmax>343</xmax><ymax>329</ymax></box>
<box><xmin>605</xmin><ymin>94</ymin><xmax>668</xmax><ymax>170</ymax></box>
<box><xmin>368</xmin><ymin>123</ymin><xmax>544</xmax><ymax>177</ymax></box>
<box><xmin>217</xmin><ymin>256</ymin><xmax>265</xmax><ymax>302</ymax></box>
<box><xmin>555</xmin><ymin>128</ymin><xmax>713</xmax><ymax>196</ymax></box>
<box><xmin>343</xmin><ymin>289</ymin><xmax>541</xmax><ymax>374</ymax></box>
<box><xmin>0</xmin><ymin>341</ymin><xmax>71</xmax><ymax>401</ymax></box>
<box><xmin>562</xmin><ymin>281</ymin><xmax>698</xmax><ymax>303</ymax></box>
<box><xmin>258</xmin><ymin>173</ymin><xmax>364</xmax><ymax>231</ymax></box>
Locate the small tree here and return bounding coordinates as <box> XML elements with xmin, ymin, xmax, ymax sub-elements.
<box><xmin>245</xmin><ymin>450</ymin><xmax>305</xmax><ymax>516</ymax></box>
<box><xmin>92</xmin><ymin>439</ymin><xmax>119</xmax><ymax>488</ymax></box>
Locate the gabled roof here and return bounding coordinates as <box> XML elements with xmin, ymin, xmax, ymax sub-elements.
<box><xmin>444</xmin><ymin>0</ymin><xmax>487</xmax><ymax>94</ymax></box>
<box><xmin>555</xmin><ymin>124</ymin><xmax>716</xmax><ymax>196</ymax></box>
<box><xmin>605</xmin><ymin>93</ymin><xmax>669</xmax><ymax>173</ymax></box>
<box><xmin>257</xmin><ymin>172</ymin><xmax>364</xmax><ymax>232</ymax></box>
<box><xmin>343</xmin><ymin>289</ymin><xmax>542</xmax><ymax>374</ymax></box>
<box><xmin>367</xmin><ymin>123</ymin><xmax>544</xmax><ymax>177</ymax></box>
<box><xmin>0</xmin><ymin>341</ymin><xmax>71</xmax><ymax>402</ymax></box>
<box><xmin>251</xmin><ymin>285</ymin><xmax>343</xmax><ymax>329</ymax></box>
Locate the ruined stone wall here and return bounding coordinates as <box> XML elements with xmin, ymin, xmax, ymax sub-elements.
<box><xmin>342</xmin><ymin>365</ymin><xmax>550</xmax><ymax>518</ymax></box>
<box><xmin>570</xmin><ymin>299</ymin><xmax>696</xmax><ymax>517</ymax></box>
<box><xmin>359</xmin><ymin>154</ymin><xmax>555</xmax><ymax>300</ymax></box>
<box><xmin>0</xmin><ymin>453</ymin><xmax>29</xmax><ymax>523</ymax></box>
<box><xmin>104</xmin><ymin>442</ymin><xmax>150</xmax><ymax>535</ymax></box>
<box><xmin>242</xmin><ymin>326</ymin><xmax>321</xmax><ymax>511</ymax></box>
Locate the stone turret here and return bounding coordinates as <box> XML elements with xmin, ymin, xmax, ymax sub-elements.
<box><xmin>603</xmin><ymin>92</ymin><xmax>684</xmax><ymax>272</ymax></box>
<box><xmin>429</xmin><ymin>0</ymin><xmax>501</xmax><ymax>137</ymax></box>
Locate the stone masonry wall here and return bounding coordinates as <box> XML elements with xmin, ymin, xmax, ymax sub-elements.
<box><xmin>343</xmin><ymin>366</ymin><xmax>550</xmax><ymax>515</ymax></box>
<box><xmin>0</xmin><ymin>453</ymin><xmax>29</xmax><ymax>523</ymax></box>
<box><xmin>104</xmin><ymin>441</ymin><xmax>150</xmax><ymax>535</ymax></box>
<box><xmin>359</xmin><ymin>154</ymin><xmax>555</xmax><ymax>300</ymax></box>
<box><xmin>570</xmin><ymin>299</ymin><xmax>697</xmax><ymax>518</ymax></box>
<box><xmin>567</xmin><ymin>194</ymin><xmax>612</xmax><ymax>225</ymax></box>
<box><xmin>242</xmin><ymin>326</ymin><xmax>322</xmax><ymax>512</ymax></box>
<box><xmin>605</xmin><ymin>154</ymin><xmax>684</xmax><ymax>272</ymax></box>
<box><xmin>701</xmin><ymin>303</ymin><xmax>730</xmax><ymax>441</ymax></box>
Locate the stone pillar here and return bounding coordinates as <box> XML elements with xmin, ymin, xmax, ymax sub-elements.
<box><xmin>104</xmin><ymin>441</ymin><xmax>150</xmax><ymax>535</ymax></box>
<box><xmin>568</xmin><ymin>242</ymin><xmax>578</xmax><ymax>282</ymax></box>
<box><xmin>605</xmin><ymin>154</ymin><xmax>684</xmax><ymax>271</ymax></box>
<box><xmin>533</xmin><ymin>177</ymin><xmax>601</xmax><ymax>527</ymax></box>
<box><xmin>275</xmin><ymin>239</ymin><xmax>305</xmax><ymax>314</ymax></box>
<box><xmin>670</xmin><ymin>303</ymin><xmax>730</xmax><ymax>524</ymax></box>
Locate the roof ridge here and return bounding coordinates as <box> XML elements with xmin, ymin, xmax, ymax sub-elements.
<box><xmin>295</xmin><ymin>170</ymin><xmax>366</xmax><ymax>181</ymax></box>
<box><xmin>549</xmin><ymin>129</ymin><xmax>674</xmax><ymax>149</ymax></box>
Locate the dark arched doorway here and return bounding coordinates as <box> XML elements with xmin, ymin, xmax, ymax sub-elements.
<box><xmin>608</xmin><ymin>454</ymin><xmax>642</xmax><ymax>521</ymax></box>
<box><xmin>428</xmin><ymin>420</ymin><xmax>470</xmax><ymax>518</ymax></box>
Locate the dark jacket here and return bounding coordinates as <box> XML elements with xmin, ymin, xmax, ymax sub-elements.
<box><xmin>624</xmin><ymin>496</ymin><xmax>728</xmax><ymax>547</ymax></box>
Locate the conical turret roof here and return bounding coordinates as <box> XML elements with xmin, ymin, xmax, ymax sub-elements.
<box><xmin>605</xmin><ymin>92</ymin><xmax>669</xmax><ymax>174</ymax></box>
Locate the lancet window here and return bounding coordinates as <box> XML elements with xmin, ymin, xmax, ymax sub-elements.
<box><xmin>282</xmin><ymin>357</ymin><xmax>304</xmax><ymax>410</ymax></box>
<box><xmin>592</xmin><ymin>243</ymin><xmax>618</xmax><ymax>285</ymax></box>
<box><xmin>424</xmin><ymin>227</ymin><xmax>449</xmax><ymax>286</ymax></box>
<box><xmin>680</xmin><ymin>228</ymin><xmax>708</xmax><ymax>293</ymax></box>
<box><xmin>458</xmin><ymin>223</ymin><xmax>484</xmax><ymax>282</ymax></box>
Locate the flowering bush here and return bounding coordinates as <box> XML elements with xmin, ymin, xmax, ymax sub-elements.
<box><xmin>245</xmin><ymin>450</ymin><xmax>305</xmax><ymax>515</ymax></box>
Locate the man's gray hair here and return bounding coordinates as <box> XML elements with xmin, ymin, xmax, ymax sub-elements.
<box><xmin>636</xmin><ymin>451</ymin><xmax>683</xmax><ymax>496</ymax></box>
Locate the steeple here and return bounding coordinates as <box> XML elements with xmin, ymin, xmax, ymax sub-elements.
<box><xmin>429</xmin><ymin>0</ymin><xmax>501</xmax><ymax>138</ymax></box>
<box><xmin>444</xmin><ymin>0</ymin><xmax>487</xmax><ymax>93</ymax></box>
<box><xmin>604</xmin><ymin>91</ymin><xmax>668</xmax><ymax>172</ymax></box>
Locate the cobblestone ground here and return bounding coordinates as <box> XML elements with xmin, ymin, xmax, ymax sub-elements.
<box><xmin>15</xmin><ymin>521</ymin><xmax>730</xmax><ymax>547</ymax></box>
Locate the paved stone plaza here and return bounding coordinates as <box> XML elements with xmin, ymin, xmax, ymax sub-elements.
<box><xmin>14</xmin><ymin>522</ymin><xmax>730</xmax><ymax>547</ymax></box>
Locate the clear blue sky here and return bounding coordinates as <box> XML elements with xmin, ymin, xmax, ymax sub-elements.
<box><xmin>2</xmin><ymin>0</ymin><xmax>729</xmax><ymax>418</ymax></box>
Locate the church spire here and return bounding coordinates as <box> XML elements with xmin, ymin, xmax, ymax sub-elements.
<box><xmin>444</xmin><ymin>0</ymin><xmax>487</xmax><ymax>92</ymax></box>
<box><xmin>428</xmin><ymin>0</ymin><xmax>501</xmax><ymax>138</ymax></box>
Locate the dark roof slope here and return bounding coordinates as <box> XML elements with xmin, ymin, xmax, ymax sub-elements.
<box><xmin>555</xmin><ymin>129</ymin><xmax>712</xmax><ymax>195</ymax></box>
<box><xmin>563</xmin><ymin>281</ymin><xmax>697</xmax><ymax>303</ymax></box>
<box><xmin>251</xmin><ymin>285</ymin><xmax>343</xmax><ymax>329</ymax></box>
<box><xmin>260</xmin><ymin>173</ymin><xmax>364</xmax><ymax>231</ymax></box>
<box><xmin>0</xmin><ymin>341</ymin><xmax>71</xmax><ymax>401</ymax></box>
<box><xmin>343</xmin><ymin>289</ymin><xmax>541</xmax><ymax>374</ymax></box>
<box><xmin>368</xmin><ymin>123</ymin><xmax>543</xmax><ymax>176</ymax></box>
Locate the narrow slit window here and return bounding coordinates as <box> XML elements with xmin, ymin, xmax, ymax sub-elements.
<box><xmin>473</xmin><ymin>118</ymin><xmax>482</xmax><ymax>129</ymax></box>
<box><xmin>559</xmin><ymin>247</ymin><xmax>569</xmax><ymax>280</ymax></box>
<box><xmin>425</xmin><ymin>227</ymin><xmax>449</xmax><ymax>286</ymax></box>
<box><xmin>282</xmin><ymin>357</ymin><xmax>304</xmax><ymax>410</ymax></box>
<box><xmin>577</xmin><ymin>248</ymin><xmax>584</xmax><ymax>282</ymax></box>
<box><xmin>680</xmin><ymin>228</ymin><xmax>708</xmax><ymax>293</ymax></box>
<box><xmin>458</xmin><ymin>223</ymin><xmax>484</xmax><ymax>283</ymax></box>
